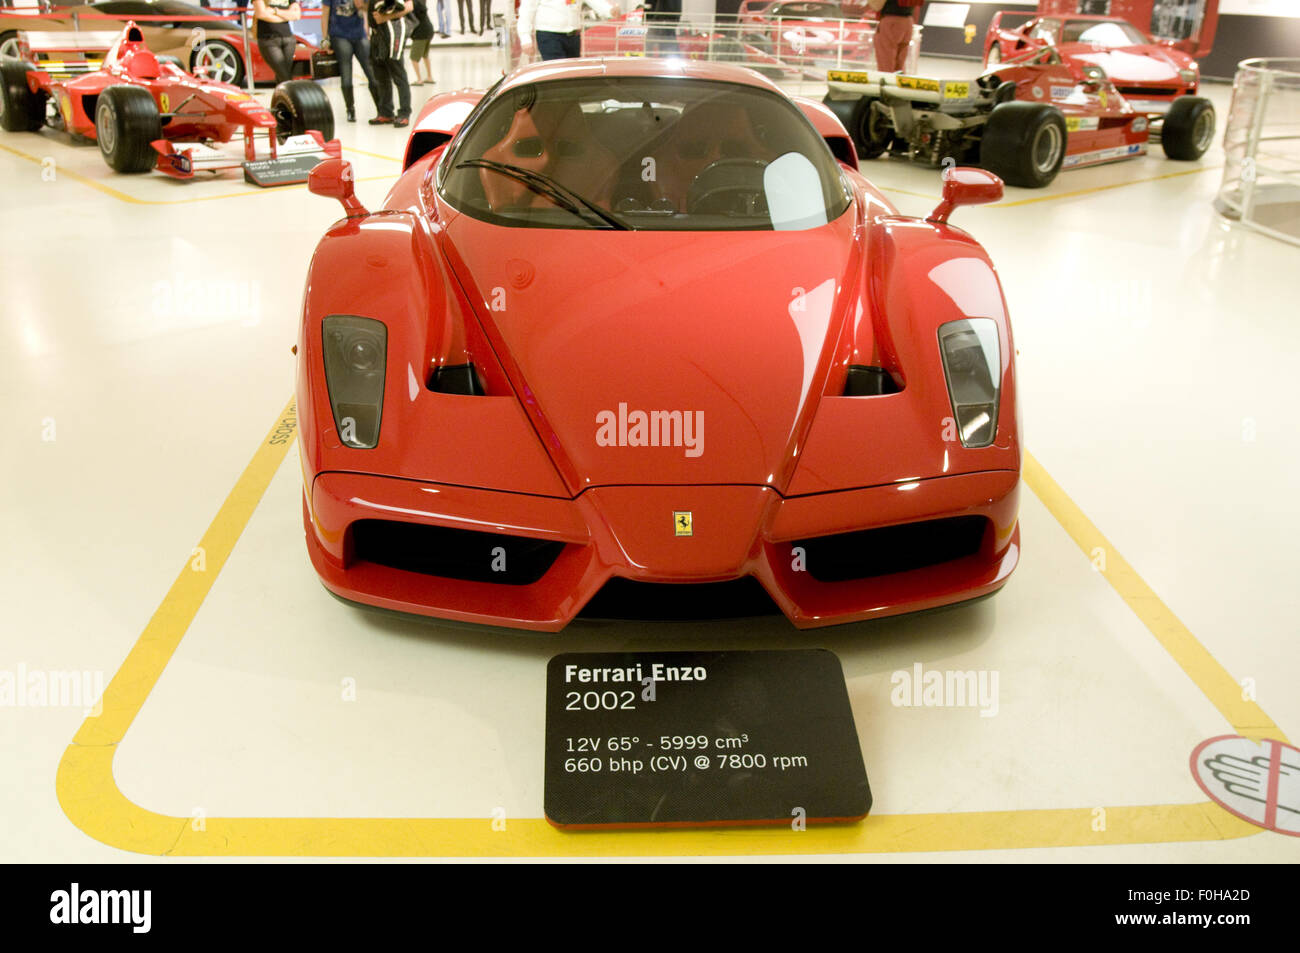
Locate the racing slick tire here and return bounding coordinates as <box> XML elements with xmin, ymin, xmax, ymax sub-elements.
<box><xmin>272</xmin><ymin>79</ymin><xmax>334</xmax><ymax>142</ymax></box>
<box><xmin>190</xmin><ymin>39</ymin><xmax>244</xmax><ymax>86</ymax></box>
<box><xmin>1161</xmin><ymin>95</ymin><xmax>1215</xmax><ymax>161</ymax></box>
<box><xmin>979</xmin><ymin>101</ymin><xmax>1066</xmax><ymax>188</ymax></box>
<box><xmin>0</xmin><ymin>58</ymin><xmax>46</xmax><ymax>133</ymax></box>
<box><xmin>822</xmin><ymin>95</ymin><xmax>891</xmax><ymax>160</ymax></box>
<box><xmin>95</xmin><ymin>85</ymin><xmax>163</xmax><ymax>174</ymax></box>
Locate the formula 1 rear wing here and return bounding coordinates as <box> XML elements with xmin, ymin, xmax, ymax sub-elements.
<box><xmin>18</xmin><ymin>31</ymin><xmax>119</xmax><ymax>77</ymax></box>
<box><xmin>827</xmin><ymin>68</ymin><xmax>978</xmax><ymax>107</ymax></box>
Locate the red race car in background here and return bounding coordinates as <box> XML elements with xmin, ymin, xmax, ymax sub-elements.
<box><xmin>737</xmin><ymin>0</ymin><xmax>874</xmax><ymax>68</ymax></box>
<box><xmin>0</xmin><ymin>22</ymin><xmax>335</xmax><ymax>182</ymax></box>
<box><xmin>984</xmin><ymin>12</ymin><xmax>1199</xmax><ymax>113</ymax></box>
<box><xmin>296</xmin><ymin>58</ymin><xmax>1020</xmax><ymax>631</ymax></box>
<box><xmin>825</xmin><ymin>42</ymin><xmax>1215</xmax><ymax>187</ymax></box>
<box><xmin>581</xmin><ymin>3</ymin><xmax>879</xmax><ymax>77</ymax></box>
<box><xmin>0</xmin><ymin>0</ymin><xmax>315</xmax><ymax>86</ymax></box>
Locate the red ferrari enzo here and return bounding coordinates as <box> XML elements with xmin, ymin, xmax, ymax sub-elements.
<box><xmin>984</xmin><ymin>12</ymin><xmax>1199</xmax><ymax>113</ymax></box>
<box><xmin>297</xmin><ymin>58</ymin><xmax>1021</xmax><ymax>631</ymax></box>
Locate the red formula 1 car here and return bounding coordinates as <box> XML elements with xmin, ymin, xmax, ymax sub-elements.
<box><xmin>0</xmin><ymin>0</ymin><xmax>316</xmax><ymax>87</ymax></box>
<box><xmin>0</xmin><ymin>23</ymin><xmax>334</xmax><ymax>182</ymax></box>
<box><xmin>825</xmin><ymin>42</ymin><xmax>1214</xmax><ymax>188</ymax></box>
<box><xmin>296</xmin><ymin>58</ymin><xmax>1021</xmax><ymax>631</ymax></box>
<box><xmin>984</xmin><ymin>12</ymin><xmax>1199</xmax><ymax>114</ymax></box>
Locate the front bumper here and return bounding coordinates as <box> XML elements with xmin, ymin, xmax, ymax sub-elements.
<box><xmin>304</xmin><ymin>468</ymin><xmax>1020</xmax><ymax>631</ymax></box>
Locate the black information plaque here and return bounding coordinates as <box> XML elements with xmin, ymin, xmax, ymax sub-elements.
<box><xmin>242</xmin><ymin>154</ymin><xmax>323</xmax><ymax>187</ymax></box>
<box><xmin>544</xmin><ymin>649</ymin><xmax>871</xmax><ymax>829</ymax></box>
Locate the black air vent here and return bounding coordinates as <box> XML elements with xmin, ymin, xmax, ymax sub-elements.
<box><xmin>794</xmin><ymin>516</ymin><xmax>987</xmax><ymax>583</ymax></box>
<box><xmin>844</xmin><ymin>365</ymin><xmax>902</xmax><ymax>396</ymax></box>
<box><xmin>428</xmin><ymin>363</ymin><xmax>485</xmax><ymax>395</ymax></box>
<box><xmin>350</xmin><ymin>520</ymin><xmax>563</xmax><ymax>585</ymax></box>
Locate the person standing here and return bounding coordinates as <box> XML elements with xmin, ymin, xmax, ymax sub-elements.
<box><xmin>253</xmin><ymin>0</ymin><xmax>301</xmax><ymax>83</ymax></box>
<box><xmin>477</xmin><ymin>0</ymin><xmax>490</xmax><ymax>35</ymax></box>
<box><xmin>409</xmin><ymin>0</ymin><xmax>436</xmax><ymax>84</ymax></box>
<box><xmin>456</xmin><ymin>0</ymin><xmax>475</xmax><ymax>35</ymax></box>
<box><xmin>868</xmin><ymin>0</ymin><xmax>920</xmax><ymax>73</ymax></box>
<box><xmin>369</xmin><ymin>0</ymin><xmax>413</xmax><ymax>126</ymax></box>
<box><xmin>518</xmin><ymin>0</ymin><xmax>619</xmax><ymax>60</ymax></box>
<box><xmin>321</xmin><ymin>0</ymin><xmax>380</xmax><ymax>122</ymax></box>
<box><xmin>435</xmin><ymin>0</ymin><xmax>451</xmax><ymax>36</ymax></box>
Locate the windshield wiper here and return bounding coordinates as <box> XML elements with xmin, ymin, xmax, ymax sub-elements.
<box><xmin>456</xmin><ymin>158</ymin><xmax>633</xmax><ymax>230</ymax></box>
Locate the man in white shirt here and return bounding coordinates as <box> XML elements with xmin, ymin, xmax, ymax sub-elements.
<box><xmin>518</xmin><ymin>0</ymin><xmax>621</xmax><ymax>60</ymax></box>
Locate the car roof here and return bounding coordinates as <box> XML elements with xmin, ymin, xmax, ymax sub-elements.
<box><xmin>495</xmin><ymin>57</ymin><xmax>786</xmax><ymax>98</ymax></box>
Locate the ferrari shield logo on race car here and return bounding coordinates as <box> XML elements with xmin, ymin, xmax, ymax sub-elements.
<box><xmin>160</xmin><ymin>93</ymin><xmax>169</xmax><ymax>112</ymax></box>
<box><xmin>673</xmin><ymin>512</ymin><xmax>693</xmax><ymax>537</ymax></box>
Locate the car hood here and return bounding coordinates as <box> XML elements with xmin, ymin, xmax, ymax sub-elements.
<box><xmin>440</xmin><ymin>208</ymin><xmax>860</xmax><ymax>493</ymax></box>
<box><xmin>1066</xmin><ymin>45</ymin><xmax>1185</xmax><ymax>83</ymax></box>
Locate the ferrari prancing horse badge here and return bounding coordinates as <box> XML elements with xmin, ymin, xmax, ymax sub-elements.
<box><xmin>673</xmin><ymin>511</ymin><xmax>692</xmax><ymax>537</ymax></box>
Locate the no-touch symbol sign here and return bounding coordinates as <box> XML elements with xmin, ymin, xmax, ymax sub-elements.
<box><xmin>1191</xmin><ymin>735</ymin><xmax>1300</xmax><ymax>836</ymax></box>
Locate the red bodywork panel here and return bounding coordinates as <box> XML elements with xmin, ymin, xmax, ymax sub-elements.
<box><xmin>297</xmin><ymin>59</ymin><xmax>1021</xmax><ymax>631</ymax></box>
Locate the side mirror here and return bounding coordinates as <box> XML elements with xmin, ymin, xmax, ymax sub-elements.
<box><xmin>309</xmin><ymin>157</ymin><xmax>368</xmax><ymax>218</ymax></box>
<box><xmin>928</xmin><ymin>166</ymin><xmax>1003</xmax><ymax>224</ymax></box>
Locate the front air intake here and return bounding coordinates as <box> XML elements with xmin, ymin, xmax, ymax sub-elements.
<box><xmin>794</xmin><ymin>516</ymin><xmax>988</xmax><ymax>583</ymax></box>
<box><xmin>350</xmin><ymin>520</ymin><xmax>564</xmax><ymax>585</ymax></box>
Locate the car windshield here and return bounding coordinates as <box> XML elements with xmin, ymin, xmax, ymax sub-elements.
<box><xmin>1063</xmin><ymin>20</ymin><xmax>1147</xmax><ymax>46</ymax></box>
<box><xmin>440</xmin><ymin>76</ymin><xmax>851</xmax><ymax>231</ymax></box>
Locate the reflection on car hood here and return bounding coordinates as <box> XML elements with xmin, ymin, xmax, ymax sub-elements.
<box><xmin>441</xmin><ymin>208</ymin><xmax>860</xmax><ymax>491</ymax></box>
<box><xmin>1067</xmin><ymin>46</ymin><xmax>1185</xmax><ymax>83</ymax></box>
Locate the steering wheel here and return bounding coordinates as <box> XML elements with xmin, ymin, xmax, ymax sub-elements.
<box><xmin>686</xmin><ymin>159</ymin><xmax>769</xmax><ymax>217</ymax></box>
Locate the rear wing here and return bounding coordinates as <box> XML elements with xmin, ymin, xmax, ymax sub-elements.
<box><xmin>827</xmin><ymin>68</ymin><xmax>978</xmax><ymax>107</ymax></box>
<box><xmin>19</xmin><ymin>31</ymin><xmax>119</xmax><ymax>76</ymax></box>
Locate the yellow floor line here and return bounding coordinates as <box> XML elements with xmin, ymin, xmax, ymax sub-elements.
<box><xmin>878</xmin><ymin>165</ymin><xmax>1220</xmax><ymax>208</ymax></box>
<box><xmin>342</xmin><ymin>146</ymin><xmax>403</xmax><ymax>162</ymax></box>
<box><xmin>0</xmin><ymin>141</ymin><xmax>396</xmax><ymax>205</ymax></box>
<box><xmin>994</xmin><ymin>165</ymin><xmax>1222</xmax><ymax>208</ymax></box>
<box><xmin>53</xmin><ymin>403</ymin><xmax>1282</xmax><ymax>857</ymax></box>
<box><xmin>1021</xmin><ymin>454</ymin><xmax>1285</xmax><ymax>744</ymax></box>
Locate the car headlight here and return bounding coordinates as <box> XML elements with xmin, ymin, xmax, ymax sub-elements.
<box><xmin>1178</xmin><ymin>68</ymin><xmax>1197</xmax><ymax>84</ymax></box>
<box><xmin>321</xmin><ymin>315</ymin><xmax>387</xmax><ymax>449</ymax></box>
<box><xmin>938</xmin><ymin>318</ymin><xmax>1000</xmax><ymax>448</ymax></box>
